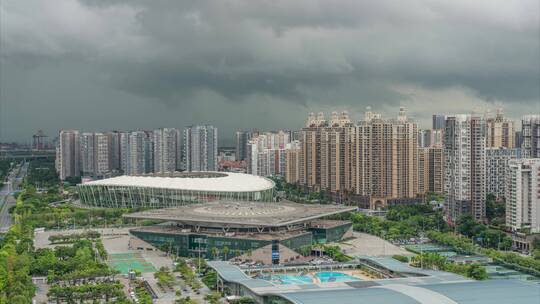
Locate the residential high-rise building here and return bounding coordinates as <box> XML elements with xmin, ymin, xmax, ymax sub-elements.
<box><xmin>236</xmin><ymin>131</ymin><xmax>258</xmax><ymax>161</ymax></box>
<box><xmin>506</xmin><ymin>159</ymin><xmax>540</xmax><ymax>233</ymax></box>
<box><xmin>299</xmin><ymin>111</ymin><xmax>353</xmax><ymax>198</ymax></box>
<box><xmin>521</xmin><ymin>115</ymin><xmax>540</xmax><ymax>158</ymax></box>
<box><xmin>515</xmin><ymin>131</ymin><xmax>523</xmax><ymax>148</ymax></box>
<box><xmin>80</xmin><ymin>132</ymin><xmax>95</xmax><ymax>177</ymax></box>
<box><xmin>285</xmin><ymin>141</ymin><xmax>301</xmax><ymax>184</ymax></box>
<box><xmin>109</xmin><ymin>131</ymin><xmax>121</xmax><ymax>171</ymax></box>
<box><xmin>486</xmin><ymin>108</ymin><xmax>515</xmax><ymax>148</ymax></box>
<box><xmin>429</xmin><ymin>146</ymin><xmax>445</xmax><ymax>194</ymax></box>
<box><xmin>369</xmin><ymin>108</ymin><xmax>418</xmax><ymax>205</ymax></box>
<box><xmin>183</xmin><ymin>125</ymin><xmax>218</xmax><ymax>171</ymax></box>
<box><xmin>349</xmin><ymin>122</ymin><xmax>371</xmax><ymax>197</ymax></box>
<box><xmin>417</xmin><ymin>146</ymin><xmax>445</xmax><ymax>196</ymax></box>
<box><xmin>418</xmin><ymin>129</ymin><xmax>443</xmax><ymax>148</ymax></box>
<box><xmin>127</xmin><ymin>131</ymin><xmax>150</xmax><ymax>175</ymax></box>
<box><xmin>432</xmin><ymin>114</ymin><xmax>446</xmax><ymax>130</ymax></box>
<box><xmin>444</xmin><ymin>114</ymin><xmax>487</xmax><ymax>223</ymax></box>
<box><xmin>319</xmin><ymin>112</ymin><xmax>353</xmax><ymax>195</ymax></box>
<box><xmin>298</xmin><ymin>108</ymin><xmax>419</xmax><ymax>207</ymax></box>
<box><xmin>57</xmin><ymin>130</ymin><xmax>80</xmax><ymax>180</ymax></box>
<box><xmin>153</xmin><ymin>128</ymin><xmax>180</xmax><ymax>173</ymax></box>
<box><xmin>144</xmin><ymin>131</ymin><xmax>154</xmax><ymax>174</ymax></box>
<box><xmin>299</xmin><ymin>112</ymin><xmax>326</xmax><ymax>189</ymax></box>
<box><xmin>94</xmin><ymin>132</ymin><xmax>112</xmax><ymax>177</ymax></box>
<box><xmin>418</xmin><ymin>148</ymin><xmax>430</xmax><ymax>195</ymax></box>
<box><xmin>485</xmin><ymin>147</ymin><xmax>518</xmax><ymax>200</ymax></box>
<box><xmin>246</xmin><ymin>130</ymin><xmax>293</xmax><ymax>177</ymax></box>
<box><xmin>119</xmin><ymin>131</ymin><xmax>130</xmax><ymax>173</ymax></box>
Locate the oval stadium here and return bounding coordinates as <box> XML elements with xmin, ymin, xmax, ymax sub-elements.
<box><xmin>77</xmin><ymin>172</ymin><xmax>275</xmax><ymax>208</ymax></box>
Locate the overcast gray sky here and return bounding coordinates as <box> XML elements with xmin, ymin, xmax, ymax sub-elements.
<box><xmin>1</xmin><ymin>0</ymin><xmax>539</xmax><ymax>145</ymax></box>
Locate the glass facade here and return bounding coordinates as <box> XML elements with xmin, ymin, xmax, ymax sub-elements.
<box><xmin>78</xmin><ymin>184</ymin><xmax>275</xmax><ymax>208</ymax></box>
<box><xmin>309</xmin><ymin>222</ymin><xmax>352</xmax><ymax>244</ymax></box>
<box><xmin>130</xmin><ymin>229</ymin><xmax>313</xmax><ymax>259</ymax></box>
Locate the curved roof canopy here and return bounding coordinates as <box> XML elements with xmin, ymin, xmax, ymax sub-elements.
<box><xmin>82</xmin><ymin>172</ymin><xmax>275</xmax><ymax>192</ymax></box>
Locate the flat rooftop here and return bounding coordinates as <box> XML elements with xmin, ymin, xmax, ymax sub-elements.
<box><xmin>208</xmin><ymin>261</ymin><xmax>540</xmax><ymax>304</ymax></box>
<box><xmin>80</xmin><ymin>171</ymin><xmax>275</xmax><ymax>192</ymax></box>
<box><xmin>124</xmin><ymin>201</ymin><xmax>357</xmax><ymax>228</ymax></box>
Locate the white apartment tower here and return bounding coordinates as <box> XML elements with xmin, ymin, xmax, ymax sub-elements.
<box><xmin>506</xmin><ymin>159</ymin><xmax>540</xmax><ymax>233</ymax></box>
<box><xmin>183</xmin><ymin>125</ymin><xmax>218</xmax><ymax>172</ymax></box>
<box><xmin>246</xmin><ymin>131</ymin><xmax>292</xmax><ymax>177</ymax></box>
<box><xmin>79</xmin><ymin>132</ymin><xmax>112</xmax><ymax>178</ymax></box>
<box><xmin>444</xmin><ymin>114</ymin><xmax>487</xmax><ymax>223</ymax></box>
<box><xmin>485</xmin><ymin>147</ymin><xmax>518</xmax><ymax>200</ymax></box>
<box><xmin>153</xmin><ymin>128</ymin><xmax>180</xmax><ymax>173</ymax></box>
<box><xmin>127</xmin><ymin>131</ymin><xmax>150</xmax><ymax>175</ymax></box>
<box><xmin>94</xmin><ymin>132</ymin><xmax>112</xmax><ymax>176</ymax></box>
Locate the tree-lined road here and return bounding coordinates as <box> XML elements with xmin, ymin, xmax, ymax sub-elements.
<box><xmin>0</xmin><ymin>162</ymin><xmax>28</xmax><ymax>232</ymax></box>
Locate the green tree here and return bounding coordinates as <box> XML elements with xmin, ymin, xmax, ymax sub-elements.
<box><xmin>210</xmin><ymin>247</ymin><xmax>219</xmax><ymax>260</ymax></box>
<box><xmin>223</xmin><ymin>246</ymin><xmax>230</xmax><ymax>261</ymax></box>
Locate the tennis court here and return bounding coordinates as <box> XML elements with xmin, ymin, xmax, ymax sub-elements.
<box><xmin>108</xmin><ymin>252</ymin><xmax>156</xmax><ymax>274</ymax></box>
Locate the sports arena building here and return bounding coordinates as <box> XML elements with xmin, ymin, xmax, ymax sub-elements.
<box><xmin>124</xmin><ymin>201</ymin><xmax>356</xmax><ymax>259</ymax></box>
<box><xmin>77</xmin><ymin>172</ymin><xmax>275</xmax><ymax>208</ymax></box>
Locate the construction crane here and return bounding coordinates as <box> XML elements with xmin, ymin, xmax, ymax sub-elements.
<box><xmin>32</xmin><ymin>130</ymin><xmax>48</xmax><ymax>150</ymax></box>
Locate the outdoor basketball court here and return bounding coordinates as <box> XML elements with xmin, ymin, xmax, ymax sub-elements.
<box><xmin>108</xmin><ymin>252</ymin><xmax>156</xmax><ymax>274</ymax></box>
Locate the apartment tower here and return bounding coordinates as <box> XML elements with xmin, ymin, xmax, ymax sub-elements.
<box><xmin>183</xmin><ymin>125</ymin><xmax>218</xmax><ymax>172</ymax></box>
<box><xmin>444</xmin><ymin>114</ymin><xmax>487</xmax><ymax>223</ymax></box>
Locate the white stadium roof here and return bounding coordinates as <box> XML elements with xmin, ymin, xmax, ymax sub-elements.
<box><xmin>81</xmin><ymin>172</ymin><xmax>275</xmax><ymax>192</ymax></box>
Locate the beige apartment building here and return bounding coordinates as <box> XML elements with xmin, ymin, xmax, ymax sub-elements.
<box><xmin>429</xmin><ymin>146</ymin><xmax>445</xmax><ymax>193</ymax></box>
<box><xmin>418</xmin><ymin>148</ymin><xmax>430</xmax><ymax>195</ymax></box>
<box><xmin>486</xmin><ymin>108</ymin><xmax>515</xmax><ymax>149</ymax></box>
<box><xmin>285</xmin><ymin>143</ymin><xmax>301</xmax><ymax>184</ymax></box>
<box><xmin>418</xmin><ymin>146</ymin><xmax>445</xmax><ymax>196</ymax></box>
<box><xmin>296</xmin><ymin>108</ymin><xmax>420</xmax><ymax>208</ymax></box>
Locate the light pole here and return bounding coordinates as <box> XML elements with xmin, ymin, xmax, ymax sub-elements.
<box><xmin>381</xmin><ymin>231</ymin><xmax>386</xmax><ymax>256</ymax></box>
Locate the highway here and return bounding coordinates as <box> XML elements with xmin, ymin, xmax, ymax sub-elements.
<box><xmin>0</xmin><ymin>162</ymin><xmax>28</xmax><ymax>232</ymax></box>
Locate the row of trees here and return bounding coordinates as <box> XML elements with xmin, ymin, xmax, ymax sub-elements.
<box><xmin>39</xmin><ymin>239</ymin><xmax>114</xmax><ymax>283</ymax></box>
<box><xmin>410</xmin><ymin>252</ymin><xmax>488</xmax><ymax>280</ymax></box>
<box><xmin>0</xmin><ymin>160</ymin><xmax>13</xmax><ymax>184</ymax></box>
<box><xmin>47</xmin><ymin>281</ymin><xmax>129</xmax><ymax>303</ymax></box>
<box><xmin>48</xmin><ymin>231</ymin><xmax>101</xmax><ymax>244</ymax></box>
<box><xmin>347</xmin><ymin>204</ymin><xmax>449</xmax><ymax>241</ymax></box>
<box><xmin>312</xmin><ymin>244</ymin><xmax>351</xmax><ymax>262</ymax></box>
<box><xmin>175</xmin><ymin>259</ymin><xmax>203</xmax><ymax>291</ymax></box>
<box><xmin>154</xmin><ymin>266</ymin><xmax>176</xmax><ymax>290</ymax></box>
<box><xmin>428</xmin><ymin>231</ymin><xmax>540</xmax><ymax>277</ymax></box>
<box><xmin>269</xmin><ymin>176</ymin><xmax>331</xmax><ymax>203</ymax></box>
<box><xmin>0</xmin><ymin>212</ymin><xmax>36</xmax><ymax>303</ymax></box>
<box><xmin>457</xmin><ymin>215</ymin><xmax>512</xmax><ymax>250</ymax></box>
<box><xmin>26</xmin><ymin>159</ymin><xmax>59</xmax><ymax>188</ymax></box>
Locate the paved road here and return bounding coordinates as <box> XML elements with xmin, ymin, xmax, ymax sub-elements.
<box><xmin>0</xmin><ymin>162</ymin><xmax>28</xmax><ymax>232</ymax></box>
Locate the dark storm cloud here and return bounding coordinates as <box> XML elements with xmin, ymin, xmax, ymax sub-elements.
<box><xmin>1</xmin><ymin>0</ymin><xmax>538</xmax><ymax>143</ymax></box>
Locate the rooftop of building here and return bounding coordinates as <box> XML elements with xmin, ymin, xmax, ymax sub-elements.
<box><xmin>80</xmin><ymin>171</ymin><xmax>275</xmax><ymax>192</ymax></box>
<box><xmin>208</xmin><ymin>259</ymin><xmax>540</xmax><ymax>304</ymax></box>
<box><xmin>124</xmin><ymin>200</ymin><xmax>357</xmax><ymax>228</ymax></box>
